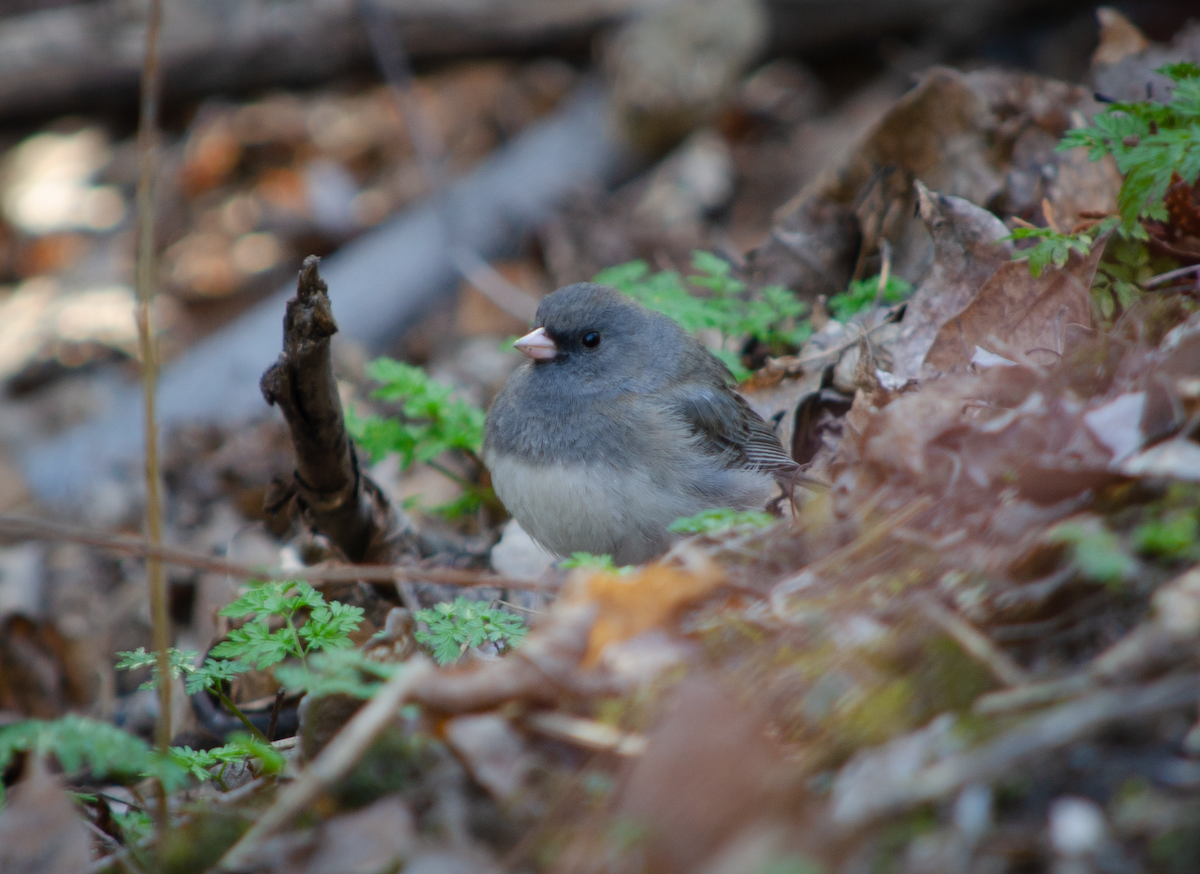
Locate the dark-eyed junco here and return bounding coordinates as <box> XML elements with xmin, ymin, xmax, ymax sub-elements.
<box><xmin>483</xmin><ymin>282</ymin><xmax>805</xmax><ymax>565</ymax></box>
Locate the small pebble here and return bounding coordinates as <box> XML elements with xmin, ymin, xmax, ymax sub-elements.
<box><xmin>1049</xmin><ymin>796</ymin><xmax>1106</xmax><ymax>856</ymax></box>
<box><xmin>953</xmin><ymin>783</ymin><xmax>992</xmax><ymax>841</ymax></box>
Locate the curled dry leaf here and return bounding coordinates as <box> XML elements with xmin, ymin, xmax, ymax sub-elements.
<box><xmin>889</xmin><ymin>183</ymin><xmax>1013</xmax><ymax>380</ymax></box>
<box><xmin>0</xmin><ymin>757</ymin><xmax>92</xmax><ymax>874</ymax></box>
<box><xmin>923</xmin><ymin>237</ymin><xmax>1103</xmax><ymax>376</ymax></box>
<box><xmin>237</xmin><ymin>796</ymin><xmax>416</xmax><ymax>874</ymax></box>
<box><xmin>748</xmin><ymin>66</ymin><xmax>1107</xmax><ymax>299</ymax></box>
<box><xmin>562</xmin><ymin>560</ymin><xmax>723</xmax><ymax>666</ymax></box>
<box><xmin>558</xmin><ymin>677</ymin><xmax>794</xmax><ymax>874</ymax></box>
<box><xmin>443</xmin><ymin>713</ymin><xmax>530</xmax><ymax>803</ymax></box>
<box><xmin>1090</xmin><ymin>12</ymin><xmax>1200</xmax><ymax>104</ymax></box>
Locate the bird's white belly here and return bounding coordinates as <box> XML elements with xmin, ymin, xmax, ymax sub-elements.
<box><xmin>486</xmin><ymin>454</ymin><xmax>773</xmax><ymax>565</ymax></box>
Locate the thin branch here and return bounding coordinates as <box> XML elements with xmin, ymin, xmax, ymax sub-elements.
<box><xmin>833</xmin><ymin>672</ymin><xmax>1200</xmax><ymax>826</ymax></box>
<box><xmin>131</xmin><ymin>0</ymin><xmax>169</xmax><ymax>834</ymax></box>
<box><xmin>216</xmin><ymin>659</ymin><xmax>435</xmax><ymax>870</ymax></box>
<box><xmin>915</xmin><ymin>594</ymin><xmax>1031</xmax><ymax>688</ymax></box>
<box><xmin>0</xmin><ymin>513</ymin><xmax>548</xmax><ymax>590</ymax></box>
<box><xmin>1144</xmin><ymin>263</ymin><xmax>1200</xmax><ymax>288</ymax></box>
<box><xmin>522</xmin><ymin>711</ymin><xmax>646</xmax><ymax>756</ymax></box>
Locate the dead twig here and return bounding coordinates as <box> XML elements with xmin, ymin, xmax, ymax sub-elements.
<box><xmin>522</xmin><ymin>711</ymin><xmax>646</xmax><ymax>756</ymax></box>
<box><xmin>915</xmin><ymin>594</ymin><xmax>1031</xmax><ymax>688</ymax></box>
<box><xmin>1145</xmin><ymin>263</ymin><xmax>1200</xmax><ymax>288</ymax></box>
<box><xmin>0</xmin><ymin>513</ymin><xmax>549</xmax><ymax>590</ymax></box>
<box><xmin>216</xmin><ymin>658</ymin><xmax>435</xmax><ymax>870</ymax></box>
<box><xmin>261</xmin><ymin>257</ymin><xmax>420</xmax><ymax>563</ymax></box>
<box><xmin>131</xmin><ymin>0</ymin><xmax>171</xmax><ymax>836</ymax></box>
<box><xmin>973</xmin><ymin>674</ymin><xmax>1095</xmax><ymax>715</ymax></box>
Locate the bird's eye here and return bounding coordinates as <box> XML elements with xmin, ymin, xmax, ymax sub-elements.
<box><xmin>582</xmin><ymin>331</ymin><xmax>601</xmax><ymax>349</ymax></box>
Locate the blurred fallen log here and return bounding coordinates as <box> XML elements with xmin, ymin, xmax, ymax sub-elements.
<box><xmin>832</xmin><ymin>672</ymin><xmax>1200</xmax><ymax>827</ymax></box>
<box><xmin>0</xmin><ymin>0</ymin><xmax>1095</xmax><ymax>122</ymax></box>
<box><xmin>19</xmin><ymin>84</ymin><xmax>627</xmax><ymax>505</ymax></box>
<box><xmin>0</xmin><ymin>0</ymin><xmax>645</xmax><ymax>119</ymax></box>
<box><xmin>260</xmin><ymin>257</ymin><xmax>417</xmax><ymax>564</ymax></box>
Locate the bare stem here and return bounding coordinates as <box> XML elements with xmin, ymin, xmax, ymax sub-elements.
<box><xmin>214</xmin><ymin>689</ymin><xmax>269</xmax><ymax>743</ymax></box>
<box><xmin>133</xmin><ymin>0</ymin><xmax>169</xmax><ymax>825</ymax></box>
<box><xmin>0</xmin><ymin>513</ymin><xmax>549</xmax><ymax>590</ymax></box>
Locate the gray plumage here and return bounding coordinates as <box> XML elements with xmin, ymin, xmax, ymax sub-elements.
<box><xmin>483</xmin><ymin>283</ymin><xmax>800</xmax><ymax>565</ymax></box>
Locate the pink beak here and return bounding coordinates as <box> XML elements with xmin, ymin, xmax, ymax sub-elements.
<box><xmin>514</xmin><ymin>326</ymin><xmax>558</xmax><ymax>361</ymax></box>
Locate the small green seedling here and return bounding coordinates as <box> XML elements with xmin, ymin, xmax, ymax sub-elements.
<box><xmin>1061</xmin><ymin>62</ymin><xmax>1200</xmax><ymax>235</ymax></box>
<box><xmin>1047</xmin><ymin>520</ymin><xmax>1138</xmax><ymax>587</ymax></box>
<box><xmin>169</xmin><ymin>733</ymin><xmax>285</xmax><ymax>787</ymax></box>
<box><xmin>211</xmin><ymin>579</ymin><xmax>363</xmax><ymax>669</ymax></box>
<box><xmin>595</xmin><ymin>251</ymin><xmax>811</xmax><ymax>379</ymax></box>
<box><xmin>669</xmin><ymin>507</ymin><xmax>776</xmax><ymax>535</ymax></box>
<box><xmin>1009</xmin><ymin>63</ymin><xmax>1200</xmax><ymax>277</ymax></box>
<box><xmin>560</xmin><ymin>552</ymin><xmax>634</xmax><ymax>573</ymax></box>
<box><xmin>1134</xmin><ymin>510</ymin><xmax>1199</xmax><ymax>559</ymax></box>
<box><xmin>119</xmin><ymin>579</ymin><xmax>362</xmax><ymax>741</ymax></box>
<box><xmin>413</xmin><ymin>597</ymin><xmax>528</xmax><ymax>665</ymax></box>
<box><xmin>347</xmin><ymin>358</ymin><xmax>490</xmax><ymax>517</ymax></box>
<box><xmin>274</xmin><ymin>648</ymin><xmax>398</xmax><ymax>699</ymax></box>
<box><xmin>1004</xmin><ymin>223</ymin><xmax>1112</xmax><ymax>278</ymax></box>
<box><xmin>826</xmin><ymin>274</ymin><xmax>912</xmax><ymax>322</ymax></box>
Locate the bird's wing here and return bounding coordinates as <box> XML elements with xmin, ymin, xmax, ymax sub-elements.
<box><xmin>673</xmin><ymin>383</ymin><xmax>800</xmax><ymax>479</ymax></box>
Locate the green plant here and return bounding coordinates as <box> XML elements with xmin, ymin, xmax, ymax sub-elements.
<box><xmin>1134</xmin><ymin>509</ymin><xmax>1199</xmax><ymax>559</ymax></box>
<box><xmin>0</xmin><ymin>715</ymin><xmax>171</xmax><ymax>790</ymax></box>
<box><xmin>209</xmin><ymin>579</ymin><xmax>364</xmax><ymax>709</ymax></box>
<box><xmin>274</xmin><ymin>647</ymin><xmax>398</xmax><ymax>699</ymax></box>
<box><xmin>413</xmin><ymin>597</ymin><xmax>528</xmax><ymax>665</ymax></box>
<box><xmin>120</xmin><ymin>579</ymin><xmax>363</xmax><ymax>742</ymax></box>
<box><xmin>1047</xmin><ymin>520</ymin><xmax>1138</xmax><ymax>586</ymax></box>
<box><xmin>1091</xmin><ymin>236</ymin><xmax>1175</xmax><ymax>321</ymax></box>
<box><xmin>1005</xmin><ymin>63</ymin><xmax>1200</xmax><ymax>279</ymax></box>
<box><xmin>116</xmin><ymin>646</ymin><xmax>250</xmax><ymax>697</ymax></box>
<box><xmin>211</xmin><ymin>579</ymin><xmax>363</xmax><ymax>668</ymax></box>
<box><xmin>669</xmin><ymin>507</ymin><xmax>776</xmax><ymax>535</ymax></box>
<box><xmin>117</xmin><ymin>645</ymin><xmax>267</xmax><ymax>741</ymax></box>
<box><xmin>1061</xmin><ymin>62</ymin><xmax>1200</xmax><ymax>234</ymax></box>
<box><xmin>346</xmin><ymin>358</ymin><xmax>490</xmax><ymax>517</ymax></box>
<box><xmin>595</xmin><ymin>251</ymin><xmax>810</xmax><ymax>379</ymax></box>
<box><xmin>110</xmin><ymin>806</ymin><xmax>155</xmax><ymax>848</ymax></box>
<box><xmin>560</xmin><ymin>552</ymin><xmax>633</xmax><ymax>573</ymax></box>
<box><xmin>826</xmin><ymin>274</ymin><xmax>912</xmax><ymax>322</ymax></box>
<box><xmin>0</xmin><ymin>714</ymin><xmax>290</xmax><ymax>811</ymax></box>
<box><xmin>169</xmin><ymin>734</ymin><xmax>285</xmax><ymax>787</ymax></box>
<box><xmin>1003</xmin><ymin>222</ymin><xmax>1114</xmax><ymax>278</ymax></box>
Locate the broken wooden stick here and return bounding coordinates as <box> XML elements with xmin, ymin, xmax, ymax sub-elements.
<box><xmin>260</xmin><ymin>257</ymin><xmax>417</xmax><ymax>564</ymax></box>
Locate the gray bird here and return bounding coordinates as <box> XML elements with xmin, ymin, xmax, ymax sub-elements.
<box><xmin>483</xmin><ymin>282</ymin><xmax>804</xmax><ymax>565</ymax></box>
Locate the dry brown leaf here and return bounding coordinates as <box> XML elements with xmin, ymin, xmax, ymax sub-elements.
<box><xmin>563</xmin><ymin>562</ymin><xmax>723</xmax><ymax>665</ymax></box>
<box><xmin>237</xmin><ymin>796</ymin><xmax>416</xmax><ymax>874</ymax></box>
<box><xmin>1093</xmin><ymin>8</ymin><xmax>1150</xmax><ymax>67</ymax></box>
<box><xmin>748</xmin><ymin>66</ymin><xmax>1104</xmax><ymax>303</ymax></box>
<box><xmin>443</xmin><ymin>713</ymin><xmax>530</xmax><ymax>803</ymax></box>
<box><xmin>889</xmin><ymin>183</ymin><xmax>1012</xmax><ymax>379</ymax></box>
<box><xmin>0</xmin><ymin>616</ymin><xmax>93</xmax><ymax>717</ymax></box>
<box><xmin>923</xmin><ymin>239</ymin><xmax>1103</xmax><ymax>375</ymax></box>
<box><xmin>559</xmin><ymin>677</ymin><xmax>792</xmax><ymax>874</ymax></box>
<box><xmin>0</xmin><ymin>758</ymin><xmax>92</xmax><ymax>874</ymax></box>
<box><xmin>1091</xmin><ymin>16</ymin><xmax>1200</xmax><ymax>105</ymax></box>
<box><xmin>1044</xmin><ymin>143</ymin><xmax>1122</xmax><ymax>231</ymax></box>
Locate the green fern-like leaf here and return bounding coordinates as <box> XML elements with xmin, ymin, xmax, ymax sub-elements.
<box><xmin>413</xmin><ymin>597</ymin><xmax>528</xmax><ymax>665</ymax></box>
<box><xmin>669</xmin><ymin>508</ymin><xmax>776</xmax><ymax>535</ymax></box>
